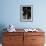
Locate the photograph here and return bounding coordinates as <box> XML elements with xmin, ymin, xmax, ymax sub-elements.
<box><xmin>20</xmin><ymin>5</ymin><xmax>33</xmax><ymax>22</ymax></box>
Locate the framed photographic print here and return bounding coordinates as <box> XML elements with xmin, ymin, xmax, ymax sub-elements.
<box><xmin>20</xmin><ymin>5</ymin><xmax>33</xmax><ymax>22</ymax></box>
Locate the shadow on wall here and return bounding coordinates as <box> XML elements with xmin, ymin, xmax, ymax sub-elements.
<box><xmin>0</xmin><ymin>24</ymin><xmax>7</xmax><ymax>43</ymax></box>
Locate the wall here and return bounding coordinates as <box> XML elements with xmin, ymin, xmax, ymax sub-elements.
<box><xmin>0</xmin><ymin>0</ymin><xmax>46</xmax><ymax>30</ymax></box>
